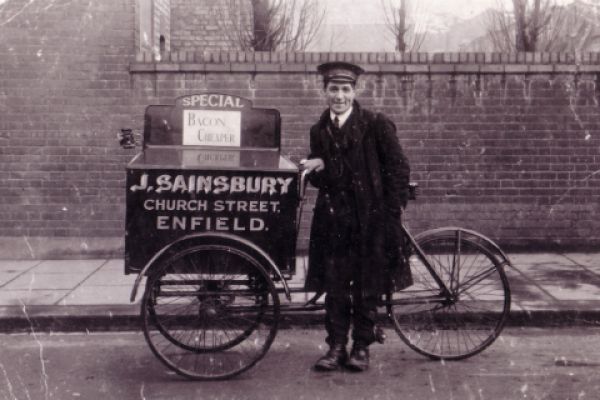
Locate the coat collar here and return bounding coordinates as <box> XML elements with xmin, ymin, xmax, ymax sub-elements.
<box><xmin>318</xmin><ymin>101</ymin><xmax>368</xmax><ymax>146</ymax></box>
<box><xmin>319</xmin><ymin>100</ymin><xmax>361</xmax><ymax>126</ymax></box>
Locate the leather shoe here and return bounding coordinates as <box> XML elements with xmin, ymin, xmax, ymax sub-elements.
<box><xmin>346</xmin><ymin>343</ymin><xmax>369</xmax><ymax>372</ymax></box>
<box><xmin>313</xmin><ymin>344</ymin><xmax>347</xmax><ymax>371</ymax></box>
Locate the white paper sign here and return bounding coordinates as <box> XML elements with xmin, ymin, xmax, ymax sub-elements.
<box><xmin>181</xmin><ymin>149</ymin><xmax>240</xmax><ymax>167</ymax></box>
<box><xmin>183</xmin><ymin>109</ymin><xmax>241</xmax><ymax>147</ymax></box>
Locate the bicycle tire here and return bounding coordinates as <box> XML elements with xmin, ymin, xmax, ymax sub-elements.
<box><xmin>142</xmin><ymin>244</ymin><xmax>280</xmax><ymax>380</ymax></box>
<box><xmin>387</xmin><ymin>230</ymin><xmax>511</xmax><ymax>360</ymax></box>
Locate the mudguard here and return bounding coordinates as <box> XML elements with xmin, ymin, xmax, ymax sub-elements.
<box><xmin>129</xmin><ymin>232</ymin><xmax>291</xmax><ymax>302</ymax></box>
<box><xmin>413</xmin><ymin>227</ymin><xmax>514</xmax><ymax>269</ymax></box>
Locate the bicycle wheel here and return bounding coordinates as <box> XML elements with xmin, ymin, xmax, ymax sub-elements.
<box><xmin>387</xmin><ymin>230</ymin><xmax>510</xmax><ymax>360</ymax></box>
<box><xmin>142</xmin><ymin>243</ymin><xmax>280</xmax><ymax>380</ymax></box>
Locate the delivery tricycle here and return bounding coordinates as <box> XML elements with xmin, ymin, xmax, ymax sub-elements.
<box><xmin>121</xmin><ymin>93</ymin><xmax>511</xmax><ymax>380</ymax></box>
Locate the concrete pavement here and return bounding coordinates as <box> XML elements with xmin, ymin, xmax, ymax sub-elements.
<box><xmin>1</xmin><ymin>253</ymin><xmax>600</xmax><ymax>332</ymax></box>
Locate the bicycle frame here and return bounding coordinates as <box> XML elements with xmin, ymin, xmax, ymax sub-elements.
<box><xmin>286</xmin><ymin>173</ymin><xmax>512</xmax><ymax>312</ymax></box>
<box><xmin>402</xmin><ymin>223</ymin><xmax>453</xmax><ymax>295</ymax></box>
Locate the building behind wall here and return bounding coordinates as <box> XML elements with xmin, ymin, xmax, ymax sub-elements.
<box><xmin>137</xmin><ymin>0</ymin><xmax>171</xmax><ymax>56</ymax></box>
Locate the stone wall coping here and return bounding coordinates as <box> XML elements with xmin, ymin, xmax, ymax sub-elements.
<box><xmin>131</xmin><ymin>51</ymin><xmax>600</xmax><ymax>74</ymax></box>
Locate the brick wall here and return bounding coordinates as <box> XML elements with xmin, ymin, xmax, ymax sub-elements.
<box><xmin>0</xmin><ymin>0</ymin><xmax>136</xmax><ymax>257</ymax></box>
<box><xmin>1</xmin><ymin>0</ymin><xmax>599</xmax><ymax>258</ymax></box>
<box><xmin>128</xmin><ymin>52</ymin><xmax>600</xmax><ymax>252</ymax></box>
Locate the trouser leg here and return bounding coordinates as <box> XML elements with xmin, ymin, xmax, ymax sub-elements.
<box><xmin>349</xmin><ymin>258</ymin><xmax>378</xmax><ymax>346</ymax></box>
<box><xmin>323</xmin><ymin>255</ymin><xmax>353</xmax><ymax>346</ymax></box>
<box><xmin>324</xmin><ymin>293</ymin><xmax>351</xmax><ymax>346</ymax></box>
<box><xmin>323</xmin><ymin>260</ymin><xmax>377</xmax><ymax>347</ymax></box>
<box><xmin>350</xmin><ymin>287</ymin><xmax>378</xmax><ymax>346</ymax></box>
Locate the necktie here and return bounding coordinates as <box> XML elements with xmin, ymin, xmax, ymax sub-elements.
<box><xmin>333</xmin><ymin>116</ymin><xmax>340</xmax><ymax>129</ymax></box>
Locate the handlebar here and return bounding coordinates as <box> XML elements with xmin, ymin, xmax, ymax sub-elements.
<box><xmin>408</xmin><ymin>182</ymin><xmax>418</xmax><ymax>201</ymax></box>
<box><xmin>299</xmin><ymin>169</ymin><xmax>311</xmax><ymax>201</ymax></box>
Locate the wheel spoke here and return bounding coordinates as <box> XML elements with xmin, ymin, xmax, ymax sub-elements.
<box><xmin>456</xmin><ymin>266</ymin><xmax>500</xmax><ymax>296</ymax></box>
<box><xmin>142</xmin><ymin>244</ymin><xmax>280</xmax><ymax>380</ymax></box>
<box><xmin>388</xmin><ymin>232</ymin><xmax>510</xmax><ymax>360</ymax></box>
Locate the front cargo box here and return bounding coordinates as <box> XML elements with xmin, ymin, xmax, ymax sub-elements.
<box><xmin>124</xmin><ymin>94</ymin><xmax>299</xmax><ymax>275</ymax></box>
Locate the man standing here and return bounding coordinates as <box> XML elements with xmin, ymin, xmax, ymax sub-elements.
<box><xmin>301</xmin><ymin>61</ymin><xmax>412</xmax><ymax>372</ymax></box>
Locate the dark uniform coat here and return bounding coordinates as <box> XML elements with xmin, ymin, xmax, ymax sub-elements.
<box><xmin>304</xmin><ymin>102</ymin><xmax>412</xmax><ymax>297</ymax></box>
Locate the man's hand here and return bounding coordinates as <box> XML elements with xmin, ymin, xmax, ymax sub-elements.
<box><xmin>300</xmin><ymin>158</ymin><xmax>325</xmax><ymax>173</ymax></box>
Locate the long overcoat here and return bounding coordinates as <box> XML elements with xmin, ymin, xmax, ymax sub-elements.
<box><xmin>304</xmin><ymin>102</ymin><xmax>412</xmax><ymax>297</ymax></box>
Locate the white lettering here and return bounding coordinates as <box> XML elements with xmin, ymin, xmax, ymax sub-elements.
<box><xmin>216</xmin><ymin>217</ymin><xmax>228</xmax><ymax>231</ymax></box>
<box><xmin>144</xmin><ymin>199</ymin><xmax>154</xmax><ymax>210</ymax></box>
<box><xmin>155</xmin><ymin>175</ymin><xmax>172</xmax><ymax>193</ymax></box>
<box><xmin>130</xmin><ymin>173</ymin><xmax>149</xmax><ymax>192</ymax></box>
<box><xmin>157</xmin><ymin>216</ymin><xmax>169</xmax><ymax>230</ymax></box>
<box><xmin>152</xmin><ymin>216</ymin><xmax>267</xmax><ymax>231</ymax></box>
<box><xmin>191</xmin><ymin>217</ymin><xmax>204</xmax><ymax>229</ymax></box>
<box><xmin>233</xmin><ymin>218</ymin><xmax>245</xmax><ymax>231</ymax></box>
<box><xmin>137</xmin><ymin>174</ymin><xmax>294</xmax><ymax>195</ymax></box>
<box><xmin>250</xmin><ymin>218</ymin><xmax>265</xmax><ymax>231</ymax></box>
<box><xmin>230</xmin><ymin>176</ymin><xmax>245</xmax><ymax>193</ymax></box>
<box><xmin>261</xmin><ymin>177</ymin><xmax>277</xmax><ymax>195</ymax></box>
<box><xmin>213</xmin><ymin>200</ymin><xmax>225</xmax><ymax>212</ymax></box>
<box><xmin>180</xmin><ymin>94</ymin><xmax>244</xmax><ymax>109</ymax></box>
<box><xmin>172</xmin><ymin>175</ymin><xmax>188</xmax><ymax>193</ymax></box>
<box><xmin>277</xmin><ymin>177</ymin><xmax>294</xmax><ymax>195</ymax></box>
<box><xmin>213</xmin><ymin>176</ymin><xmax>230</xmax><ymax>194</ymax></box>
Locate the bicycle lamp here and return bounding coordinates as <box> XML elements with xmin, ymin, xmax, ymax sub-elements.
<box><xmin>118</xmin><ymin>128</ymin><xmax>135</xmax><ymax>149</ymax></box>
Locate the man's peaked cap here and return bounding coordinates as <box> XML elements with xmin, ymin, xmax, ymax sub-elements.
<box><xmin>317</xmin><ymin>61</ymin><xmax>364</xmax><ymax>85</ymax></box>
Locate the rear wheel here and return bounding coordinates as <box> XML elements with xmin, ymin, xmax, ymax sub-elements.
<box><xmin>387</xmin><ymin>230</ymin><xmax>510</xmax><ymax>360</ymax></box>
<box><xmin>142</xmin><ymin>244</ymin><xmax>280</xmax><ymax>380</ymax></box>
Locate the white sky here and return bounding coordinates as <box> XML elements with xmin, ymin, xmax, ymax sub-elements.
<box><xmin>324</xmin><ymin>0</ymin><xmax>577</xmax><ymax>24</ymax></box>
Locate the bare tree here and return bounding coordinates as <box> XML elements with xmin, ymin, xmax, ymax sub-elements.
<box><xmin>212</xmin><ymin>0</ymin><xmax>326</xmax><ymax>51</ymax></box>
<box><xmin>485</xmin><ymin>0</ymin><xmax>567</xmax><ymax>52</ymax></box>
<box><xmin>549</xmin><ymin>1</ymin><xmax>600</xmax><ymax>52</ymax></box>
<box><xmin>380</xmin><ymin>0</ymin><xmax>427</xmax><ymax>52</ymax></box>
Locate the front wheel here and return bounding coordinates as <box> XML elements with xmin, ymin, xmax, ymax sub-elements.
<box><xmin>387</xmin><ymin>229</ymin><xmax>511</xmax><ymax>360</ymax></box>
<box><xmin>141</xmin><ymin>243</ymin><xmax>280</xmax><ymax>380</ymax></box>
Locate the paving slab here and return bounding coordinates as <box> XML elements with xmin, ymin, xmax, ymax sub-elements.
<box><xmin>561</xmin><ymin>253</ymin><xmax>600</xmax><ymax>269</ymax></box>
<box><xmin>81</xmin><ymin>270</ymin><xmax>139</xmax><ymax>286</ymax></box>
<box><xmin>508</xmin><ymin>253</ymin><xmax>574</xmax><ymax>265</ymax></box>
<box><xmin>0</xmin><ymin>289</ymin><xmax>69</xmax><ymax>306</ymax></box>
<box><xmin>3</xmin><ymin>272</ymin><xmax>90</xmax><ymax>290</ymax></box>
<box><xmin>99</xmin><ymin>259</ymin><xmax>127</xmax><ymax>271</ymax></box>
<box><xmin>538</xmin><ymin>282</ymin><xmax>600</xmax><ymax>301</ymax></box>
<box><xmin>0</xmin><ymin>253</ymin><xmax>599</xmax><ymax>331</ymax></box>
<box><xmin>0</xmin><ymin>272</ymin><xmax>26</xmax><ymax>286</ymax></box>
<box><xmin>0</xmin><ymin>260</ymin><xmax>41</xmax><ymax>273</ymax></box>
<box><xmin>60</xmin><ymin>285</ymin><xmax>137</xmax><ymax>305</ymax></box>
<box><xmin>504</xmin><ymin>269</ymin><xmax>557</xmax><ymax>301</ymax></box>
<box><xmin>32</xmin><ymin>259</ymin><xmax>105</xmax><ymax>274</ymax></box>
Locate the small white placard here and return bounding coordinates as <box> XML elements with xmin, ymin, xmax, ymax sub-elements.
<box><xmin>183</xmin><ymin>109</ymin><xmax>241</xmax><ymax>147</ymax></box>
<box><xmin>181</xmin><ymin>149</ymin><xmax>240</xmax><ymax>167</ymax></box>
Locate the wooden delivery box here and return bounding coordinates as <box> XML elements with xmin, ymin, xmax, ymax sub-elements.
<box><xmin>124</xmin><ymin>94</ymin><xmax>299</xmax><ymax>276</ymax></box>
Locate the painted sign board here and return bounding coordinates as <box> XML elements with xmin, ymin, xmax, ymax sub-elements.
<box><xmin>125</xmin><ymin>94</ymin><xmax>298</xmax><ymax>275</ymax></box>
<box><xmin>143</xmin><ymin>93</ymin><xmax>280</xmax><ymax>149</ymax></box>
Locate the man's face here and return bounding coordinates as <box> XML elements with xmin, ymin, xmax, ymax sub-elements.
<box><xmin>324</xmin><ymin>81</ymin><xmax>356</xmax><ymax>115</ymax></box>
